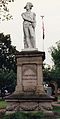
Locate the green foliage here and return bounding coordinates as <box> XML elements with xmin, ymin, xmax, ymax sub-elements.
<box><xmin>0</xmin><ymin>33</ymin><xmax>17</xmax><ymax>93</ymax></box>
<box><xmin>0</xmin><ymin>69</ymin><xmax>16</xmax><ymax>92</ymax></box>
<box><xmin>53</xmin><ymin>106</ymin><xmax>60</xmax><ymax>112</ymax></box>
<box><xmin>3</xmin><ymin>112</ymin><xmax>44</xmax><ymax>119</ymax></box>
<box><xmin>0</xmin><ymin>33</ymin><xmax>16</xmax><ymax>72</ymax></box>
<box><xmin>43</xmin><ymin>66</ymin><xmax>52</xmax><ymax>82</ymax></box>
<box><xmin>50</xmin><ymin>41</ymin><xmax>60</xmax><ymax>69</ymax></box>
<box><xmin>43</xmin><ymin>65</ymin><xmax>60</xmax><ymax>88</ymax></box>
<box><xmin>44</xmin><ymin>41</ymin><xmax>60</xmax><ymax>87</ymax></box>
<box><xmin>49</xmin><ymin>41</ymin><xmax>60</xmax><ymax>87</ymax></box>
<box><xmin>0</xmin><ymin>0</ymin><xmax>14</xmax><ymax>21</ymax></box>
<box><xmin>0</xmin><ymin>101</ymin><xmax>7</xmax><ymax>109</ymax></box>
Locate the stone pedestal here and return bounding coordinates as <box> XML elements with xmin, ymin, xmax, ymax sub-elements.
<box><xmin>5</xmin><ymin>50</ymin><xmax>55</xmax><ymax>112</ymax></box>
<box><xmin>15</xmin><ymin>50</ymin><xmax>45</xmax><ymax>95</ymax></box>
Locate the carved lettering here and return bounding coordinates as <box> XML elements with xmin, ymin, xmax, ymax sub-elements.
<box><xmin>22</xmin><ymin>64</ymin><xmax>37</xmax><ymax>91</ymax></box>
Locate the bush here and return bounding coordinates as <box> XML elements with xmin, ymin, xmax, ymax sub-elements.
<box><xmin>3</xmin><ymin>112</ymin><xmax>44</xmax><ymax>119</ymax></box>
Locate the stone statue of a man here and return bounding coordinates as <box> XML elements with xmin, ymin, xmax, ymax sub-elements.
<box><xmin>21</xmin><ymin>2</ymin><xmax>36</xmax><ymax>48</ymax></box>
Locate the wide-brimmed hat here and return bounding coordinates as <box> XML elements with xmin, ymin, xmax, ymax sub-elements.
<box><xmin>24</xmin><ymin>2</ymin><xmax>33</xmax><ymax>9</ymax></box>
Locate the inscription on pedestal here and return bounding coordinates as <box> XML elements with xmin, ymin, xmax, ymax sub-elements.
<box><xmin>22</xmin><ymin>64</ymin><xmax>37</xmax><ymax>91</ymax></box>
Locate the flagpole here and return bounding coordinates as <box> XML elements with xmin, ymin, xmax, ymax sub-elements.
<box><xmin>41</xmin><ymin>16</ymin><xmax>45</xmax><ymax>51</ymax></box>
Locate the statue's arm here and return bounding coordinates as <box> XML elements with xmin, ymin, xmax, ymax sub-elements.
<box><xmin>32</xmin><ymin>13</ymin><xmax>36</xmax><ymax>28</ymax></box>
<box><xmin>21</xmin><ymin>13</ymin><xmax>34</xmax><ymax>23</ymax></box>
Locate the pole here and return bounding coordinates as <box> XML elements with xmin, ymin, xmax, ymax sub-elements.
<box><xmin>41</xmin><ymin>16</ymin><xmax>45</xmax><ymax>51</ymax></box>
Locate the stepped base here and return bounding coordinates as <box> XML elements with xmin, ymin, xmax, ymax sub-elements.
<box><xmin>5</xmin><ymin>93</ymin><xmax>55</xmax><ymax>111</ymax></box>
<box><xmin>5</xmin><ymin>50</ymin><xmax>54</xmax><ymax>112</ymax></box>
<box><xmin>5</xmin><ymin>92</ymin><xmax>54</xmax><ymax>101</ymax></box>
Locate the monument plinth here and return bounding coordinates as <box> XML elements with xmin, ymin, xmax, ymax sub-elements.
<box><xmin>15</xmin><ymin>50</ymin><xmax>45</xmax><ymax>95</ymax></box>
<box><xmin>5</xmin><ymin>50</ymin><xmax>54</xmax><ymax>111</ymax></box>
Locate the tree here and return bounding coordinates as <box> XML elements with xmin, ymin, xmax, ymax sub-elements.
<box><xmin>50</xmin><ymin>41</ymin><xmax>60</xmax><ymax>87</ymax></box>
<box><xmin>0</xmin><ymin>33</ymin><xmax>18</xmax><ymax>94</ymax></box>
<box><xmin>0</xmin><ymin>69</ymin><xmax>16</xmax><ymax>95</ymax></box>
<box><xmin>0</xmin><ymin>33</ymin><xmax>16</xmax><ymax>72</ymax></box>
<box><xmin>0</xmin><ymin>0</ymin><xmax>14</xmax><ymax>21</ymax></box>
<box><xmin>43</xmin><ymin>41</ymin><xmax>60</xmax><ymax>88</ymax></box>
<box><xmin>43</xmin><ymin>64</ymin><xmax>51</xmax><ymax>82</ymax></box>
<box><xmin>50</xmin><ymin>41</ymin><xmax>60</xmax><ymax>70</ymax></box>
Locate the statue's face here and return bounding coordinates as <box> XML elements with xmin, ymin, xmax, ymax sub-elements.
<box><xmin>26</xmin><ymin>3</ymin><xmax>30</xmax><ymax>11</ymax></box>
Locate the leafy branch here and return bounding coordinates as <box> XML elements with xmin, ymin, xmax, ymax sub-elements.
<box><xmin>0</xmin><ymin>0</ymin><xmax>14</xmax><ymax>21</ymax></box>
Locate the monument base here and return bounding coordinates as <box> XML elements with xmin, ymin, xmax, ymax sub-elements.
<box><xmin>5</xmin><ymin>50</ymin><xmax>54</xmax><ymax>112</ymax></box>
<box><xmin>22</xmin><ymin>48</ymin><xmax>38</xmax><ymax>52</ymax></box>
<box><xmin>14</xmin><ymin>50</ymin><xmax>45</xmax><ymax>95</ymax></box>
<box><xmin>5</xmin><ymin>93</ymin><xmax>55</xmax><ymax>111</ymax></box>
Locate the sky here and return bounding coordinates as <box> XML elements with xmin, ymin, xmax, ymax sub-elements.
<box><xmin>0</xmin><ymin>0</ymin><xmax>60</xmax><ymax>66</ymax></box>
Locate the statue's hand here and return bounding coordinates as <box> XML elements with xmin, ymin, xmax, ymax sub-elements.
<box><xmin>32</xmin><ymin>22</ymin><xmax>36</xmax><ymax>28</ymax></box>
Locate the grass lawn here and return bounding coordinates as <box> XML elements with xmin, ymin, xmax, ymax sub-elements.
<box><xmin>58</xmin><ymin>96</ymin><xmax>60</xmax><ymax>100</ymax></box>
<box><xmin>52</xmin><ymin>95</ymin><xmax>60</xmax><ymax>112</ymax></box>
<box><xmin>2</xmin><ymin>112</ymin><xmax>46</xmax><ymax>119</ymax></box>
<box><xmin>53</xmin><ymin>106</ymin><xmax>60</xmax><ymax>112</ymax></box>
<box><xmin>0</xmin><ymin>100</ymin><xmax>7</xmax><ymax>109</ymax></box>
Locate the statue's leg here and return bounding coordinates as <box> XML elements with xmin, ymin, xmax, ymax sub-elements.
<box><xmin>24</xmin><ymin>39</ymin><xmax>28</xmax><ymax>48</ymax></box>
<box><xmin>23</xmin><ymin>26</ymin><xmax>32</xmax><ymax>48</ymax></box>
<box><xmin>23</xmin><ymin>26</ymin><xmax>28</xmax><ymax>48</ymax></box>
<box><xmin>29</xmin><ymin>25</ymin><xmax>36</xmax><ymax>48</ymax></box>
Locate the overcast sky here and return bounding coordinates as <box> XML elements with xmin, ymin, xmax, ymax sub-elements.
<box><xmin>0</xmin><ymin>0</ymin><xmax>60</xmax><ymax>66</ymax></box>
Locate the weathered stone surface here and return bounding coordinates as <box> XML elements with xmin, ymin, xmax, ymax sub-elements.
<box><xmin>21</xmin><ymin>2</ymin><xmax>36</xmax><ymax>49</ymax></box>
<box><xmin>0</xmin><ymin>109</ymin><xmax>6</xmax><ymax>116</ymax></box>
<box><xmin>5</xmin><ymin>99</ymin><xmax>53</xmax><ymax>112</ymax></box>
<box><xmin>14</xmin><ymin>50</ymin><xmax>45</xmax><ymax>94</ymax></box>
<box><xmin>5</xmin><ymin>50</ymin><xmax>54</xmax><ymax>112</ymax></box>
<box><xmin>20</xmin><ymin>102</ymin><xmax>38</xmax><ymax>111</ymax></box>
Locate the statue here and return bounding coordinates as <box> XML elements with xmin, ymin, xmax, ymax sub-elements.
<box><xmin>21</xmin><ymin>2</ymin><xmax>36</xmax><ymax>48</ymax></box>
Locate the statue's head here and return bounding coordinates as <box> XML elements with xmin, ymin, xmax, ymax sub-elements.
<box><xmin>24</xmin><ymin>2</ymin><xmax>33</xmax><ymax>10</ymax></box>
